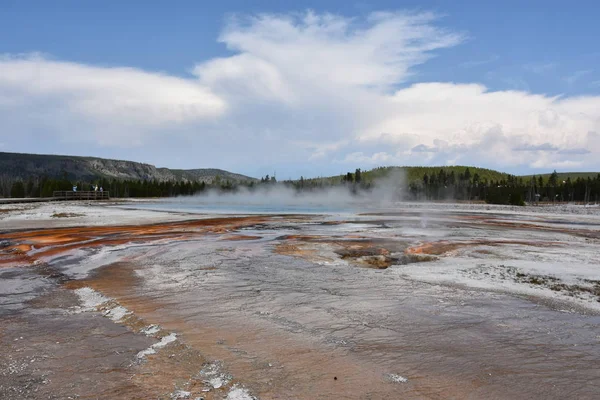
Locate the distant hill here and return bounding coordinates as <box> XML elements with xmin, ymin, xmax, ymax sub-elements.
<box><xmin>304</xmin><ymin>165</ymin><xmax>510</xmax><ymax>185</ymax></box>
<box><xmin>0</xmin><ymin>151</ymin><xmax>256</xmax><ymax>184</ymax></box>
<box><xmin>362</xmin><ymin>166</ymin><xmax>509</xmax><ymax>184</ymax></box>
<box><xmin>3</xmin><ymin>151</ymin><xmax>598</xmax><ymax>193</ymax></box>
<box><xmin>521</xmin><ymin>172</ymin><xmax>600</xmax><ymax>182</ymax></box>
<box><xmin>303</xmin><ymin>166</ymin><xmax>600</xmax><ymax>186</ymax></box>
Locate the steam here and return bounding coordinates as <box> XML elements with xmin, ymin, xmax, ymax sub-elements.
<box><xmin>368</xmin><ymin>169</ymin><xmax>407</xmax><ymax>204</ymax></box>
<box><xmin>171</xmin><ymin>169</ymin><xmax>407</xmax><ymax>211</ymax></box>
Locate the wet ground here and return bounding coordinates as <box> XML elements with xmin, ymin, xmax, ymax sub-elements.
<box><xmin>1</xmin><ymin>204</ymin><xmax>600</xmax><ymax>399</ymax></box>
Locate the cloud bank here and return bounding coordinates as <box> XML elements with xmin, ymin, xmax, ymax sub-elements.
<box><xmin>0</xmin><ymin>11</ymin><xmax>599</xmax><ymax>175</ymax></box>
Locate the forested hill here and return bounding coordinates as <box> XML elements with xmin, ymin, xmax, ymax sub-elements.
<box><xmin>3</xmin><ymin>151</ymin><xmax>600</xmax><ymax>203</ymax></box>
<box><xmin>0</xmin><ymin>151</ymin><xmax>256</xmax><ymax>197</ymax></box>
<box><xmin>0</xmin><ymin>152</ymin><xmax>255</xmax><ymax>184</ymax></box>
<box><xmin>301</xmin><ymin>166</ymin><xmax>509</xmax><ymax>186</ymax></box>
<box><xmin>363</xmin><ymin>166</ymin><xmax>509</xmax><ymax>184</ymax></box>
<box><xmin>302</xmin><ymin>166</ymin><xmax>599</xmax><ymax>186</ymax></box>
<box><xmin>292</xmin><ymin>165</ymin><xmax>600</xmax><ymax>205</ymax></box>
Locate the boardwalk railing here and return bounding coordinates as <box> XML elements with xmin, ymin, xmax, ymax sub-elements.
<box><xmin>53</xmin><ymin>191</ymin><xmax>110</xmax><ymax>201</ymax></box>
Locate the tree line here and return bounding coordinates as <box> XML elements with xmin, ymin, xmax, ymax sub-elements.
<box><xmin>285</xmin><ymin>168</ymin><xmax>600</xmax><ymax>205</ymax></box>
<box><xmin>412</xmin><ymin>169</ymin><xmax>600</xmax><ymax>205</ymax></box>
<box><xmin>5</xmin><ymin>176</ymin><xmax>212</xmax><ymax>198</ymax></box>
<box><xmin>5</xmin><ymin>168</ymin><xmax>600</xmax><ymax>205</ymax></box>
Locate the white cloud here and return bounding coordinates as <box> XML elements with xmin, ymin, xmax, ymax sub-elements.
<box><xmin>348</xmin><ymin>83</ymin><xmax>600</xmax><ymax>170</ymax></box>
<box><xmin>513</xmin><ymin>143</ymin><xmax>559</xmax><ymax>152</ymax></box>
<box><xmin>1</xmin><ymin>11</ymin><xmax>600</xmax><ymax>175</ymax></box>
<box><xmin>531</xmin><ymin>159</ymin><xmax>584</xmax><ymax>169</ymax></box>
<box><xmin>335</xmin><ymin>151</ymin><xmax>392</xmax><ymax>164</ymax></box>
<box><xmin>0</xmin><ymin>54</ymin><xmax>226</xmax><ymax>146</ymax></box>
<box><xmin>201</xmin><ymin>11</ymin><xmax>464</xmax><ymax>91</ymax></box>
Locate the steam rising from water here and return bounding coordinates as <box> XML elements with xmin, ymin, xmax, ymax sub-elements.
<box><xmin>175</xmin><ymin>170</ymin><xmax>407</xmax><ymax>212</ymax></box>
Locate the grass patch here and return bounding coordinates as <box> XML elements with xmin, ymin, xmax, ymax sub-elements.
<box><xmin>51</xmin><ymin>212</ymin><xmax>84</xmax><ymax>218</ymax></box>
<box><xmin>513</xmin><ymin>269</ymin><xmax>599</xmax><ymax>301</ymax></box>
<box><xmin>0</xmin><ymin>208</ymin><xmax>22</xmax><ymax>214</ymax></box>
<box><xmin>470</xmin><ymin>265</ymin><xmax>600</xmax><ymax>302</ymax></box>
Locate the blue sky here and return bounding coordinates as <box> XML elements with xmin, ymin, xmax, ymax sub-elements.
<box><xmin>1</xmin><ymin>0</ymin><xmax>600</xmax><ymax>178</ymax></box>
<box><xmin>4</xmin><ymin>0</ymin><xmax>599</xmax><ymax>95</ymax></box>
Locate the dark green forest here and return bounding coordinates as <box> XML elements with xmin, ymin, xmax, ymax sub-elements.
<box><xmin>5</xmin><ymin>167</ymin><xmax>600</xmax><ymax>206</ymax></box>
<box><xmin>6</xmin><ymin>176</ymin><xmax>211</xmax><ymax>199</ymax></box>
<box><xmin>284</xmin><ymin>167</ymin><xmax>600</xmax><ymax>205</ymax></box>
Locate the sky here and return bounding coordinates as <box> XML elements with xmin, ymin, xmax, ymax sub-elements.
<box><xmin>1</xmin><ymin>0</ymin><xmax>600</xmax><ymax>179</ymax></box>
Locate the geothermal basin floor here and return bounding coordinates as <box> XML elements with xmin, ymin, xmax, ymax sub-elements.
<box><xmin>1</xmin><ymin>202</ymin><xmax>600</xmax><ymax>399</ymax></box>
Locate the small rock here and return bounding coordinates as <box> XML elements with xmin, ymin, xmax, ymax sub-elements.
<box><xmin>385</xmin><ymin>373</ymin><xmax>408</xmax><ymax>383</ymax></box>
<box><xmin>170</xmin><ymin>390</ymin><xmax>191</xmax><ymax>399</ymax></box>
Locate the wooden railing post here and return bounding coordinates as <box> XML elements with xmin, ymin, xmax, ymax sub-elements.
<box><xmin>51</xmin><ymin>191</ymin><xmax>110</xmax><ymax>201</ymax></box>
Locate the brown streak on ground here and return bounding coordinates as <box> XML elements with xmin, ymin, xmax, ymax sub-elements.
<box><xmin>0</xmin><ymin>216</ymin><xmax>271</xmax><ymax>267</ymax></box>
<box><xmin>220</xmin><ymin>234</ymin><xmax>262</xmax><ymax>241</ymax></box>
<box><xmin>278</xmin><ymin>234</ymin><xmax>323</xmax><ymax>241</ymax></box>
<box><xmin>66</xmin><ymin>262</ymin><xmax>231</xmax><ymax>399</ymax></box>
<box><xmin>406</xmin><ymin>239</ymin><xmax>564</xmax><ymax>256</ymax></box>
<box><xmin>274</xmin><ymin>243</ymin><xmax>336</xmax><ymax>264</ymax></box>
<box><xmin>275</xmin><ymin>236</ymin><xmax>408</xmax><ymax>269</ymax></box>
<box><xmin>463</xmin><ymin>217</ymin><xmax>600</xmax><ymax>240</ymax></box>
<box><xmin>73</xmin><ymin>260</ymin><xmax>484</xmax><ymax>400</ymax></box>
